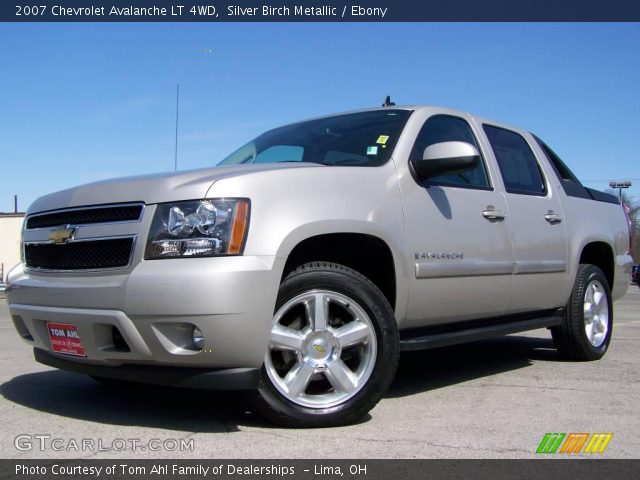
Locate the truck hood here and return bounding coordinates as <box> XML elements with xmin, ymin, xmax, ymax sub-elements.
<box><xmin>28</xmin><ymin>163</ymin><xmax>321</xmax><ymax>214</ymax></box>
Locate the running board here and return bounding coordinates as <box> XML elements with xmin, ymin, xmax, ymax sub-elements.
<box><xmin>399</xmin><ymin>315</ymin><xmax>563</xmax><ymax>352</ymax></box>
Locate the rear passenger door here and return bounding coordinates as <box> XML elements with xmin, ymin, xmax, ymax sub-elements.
<box><xmin>482</xmin><ymin>124</ymin><xmax>568</xmax><ymax>312</ymax></box>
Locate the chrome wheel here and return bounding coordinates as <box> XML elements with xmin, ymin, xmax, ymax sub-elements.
<box><xmin>265</xmin><ymin>289</ymin><xmax>377</xmax><ymax>409</ymax></box>
<box><xmin>583</xmin><ymin>279</ymin><xmax>609</xmax><ymax>348</ymax></box>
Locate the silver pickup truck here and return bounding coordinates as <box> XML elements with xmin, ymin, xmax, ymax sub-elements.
<box><xmin>5</xmin><ymin>105</ymin><xmax>633</xmax><ymax>427</ymax></box>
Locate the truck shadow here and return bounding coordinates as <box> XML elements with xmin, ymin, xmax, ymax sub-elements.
<box><xmin>388</xmin><ymin>335</ymin><xmax>558</xmax><ymax>398</ymax></box>
<box><xmin>0</xmin><ymin>335</ymin><xmax>558</xmax><ymax>431</ymax></box>
<box><xmin>0</xmin><ymin>371</ymin><xmax>250</xmax><ymax>432</ymax></box>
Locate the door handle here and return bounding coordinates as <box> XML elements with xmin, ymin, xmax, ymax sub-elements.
<box><xmin>482</xmin><ymin>208</ymin><xmax>506</xmax><ymax>222</ymax></box>
<box><xmin>545</xmin><ymin>212</ymin><xmax>562</xmax><ymax>224</ymax></box>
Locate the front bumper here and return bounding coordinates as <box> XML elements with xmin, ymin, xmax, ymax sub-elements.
<box><xmin>34</xmin><ymin>348</ymin><xmax>260</xmax><ymax>389</ymax></box>
<box><xmin>6</xmin><ymin>255</ymin><xmax>283</xmax><ymax>386</ymax></box>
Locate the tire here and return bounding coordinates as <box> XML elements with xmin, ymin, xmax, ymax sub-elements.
<box><xmin>250</xmin><ymin>262</ymin><xmax>399</xmax><ymax>428</ymax></box>
<box><xmin>551</xmin><ymin>264</ymin><xmax>613</xmax><ymax>361</ymax></box>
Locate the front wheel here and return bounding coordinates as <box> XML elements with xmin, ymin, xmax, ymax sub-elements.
<box><xmin>251</xmin><ymin>262</ymin><xmax>399</xmax><ymax>427</ymax></box>
<box><xmin>552</xmin><ymin>264</ymin><xmax>613</xmax><ymax>361</ymax></box>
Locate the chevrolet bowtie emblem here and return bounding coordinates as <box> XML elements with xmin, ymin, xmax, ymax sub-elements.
<box><xmin>48</xmin><ymin>225</ymin><xmax>76</xmax><ymax>244</ymax></box>
<box><xmin>313</xmin><ymin>344</ymin><xmax>327</xmax><ymax>354</ymax></box>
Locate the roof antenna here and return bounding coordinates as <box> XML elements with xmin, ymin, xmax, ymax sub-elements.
<box><xmin>382</xmin><ymin>95</ymin><xmax>395</xmax><ymax>107</ymax></box>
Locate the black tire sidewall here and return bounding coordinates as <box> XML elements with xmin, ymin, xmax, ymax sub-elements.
<box><xmin>563</xmin><ymin>265</ymin><xmax>613</xmax><ymax>360</ymax></box>
<box><xmin>256</xmin><ymin>263</ymin><xmax>398</xmax><ymax>427</ymax></box>
<box><xmin>580</xmin><ymin>267</ymin><xmax>613</xmax><ymax>356</ymax></box>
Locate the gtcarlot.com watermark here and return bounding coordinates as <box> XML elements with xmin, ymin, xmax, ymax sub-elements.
<box><xmin>15</xmin><ymin>434</ymin><xmax>194</xmax><ymax>452</ymax></box>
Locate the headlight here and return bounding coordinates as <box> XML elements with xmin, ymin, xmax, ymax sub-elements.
<box><xmin>145</xmin><ymin>199</ymin><xmax>250</xmax><ymax>259</ymax></box>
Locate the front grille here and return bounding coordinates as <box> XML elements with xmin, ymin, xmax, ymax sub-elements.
<box><xmin>27</xmin><ymin>204</ymin><xmax>143</xmax><ymax>229</ymax></box>
<box><xmin>25</xmin><ymin>238</ymin><xmax>134</xmax><ymax>270</ymax></box>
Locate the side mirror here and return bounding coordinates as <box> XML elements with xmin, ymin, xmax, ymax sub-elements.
<box><xmin>412</xmin><ymin>141</ymin><xmax>480</xmax><ymax>179</ymax></box>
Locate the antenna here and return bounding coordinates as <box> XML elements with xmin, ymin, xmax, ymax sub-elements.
<box><xmin>382</xmin><ymin>95</ymin><xmax>395</xmax><ymax>107</ymax></box>
<box><xmin>174</xmin><ymin>84</ymin><xmax>180</xmax><ymax>171</ymax></box>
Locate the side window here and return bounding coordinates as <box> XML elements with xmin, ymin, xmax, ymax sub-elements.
<box><xmin>483</xmin><ymin>125</ymin><xmax>547</xmax><ymax>196</ymax></box>
<box><xmin>254</xmin><ymin>145</ymin><xmax>304</xmax><ymax>164</ymax></box>
<box><xmin>411</xmin><ymin>115</ymin><xmax>490</xmax><ymax>189</ymax></box>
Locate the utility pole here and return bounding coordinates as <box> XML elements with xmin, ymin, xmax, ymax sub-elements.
<box><xmin>174</xmin><ymin>84</ymin><xmax>179</xmax><ymax>171</ymax></box>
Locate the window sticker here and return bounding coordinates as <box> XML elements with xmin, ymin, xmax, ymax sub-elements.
<box><xmin>376</xmin><ymin>135</ymin><xmax>389</xmax><ymax>145</ymax></box>
<box><xmin>366</xmin><ymin>146</ymin><xmax>378</xmax><ymax>155</ymax></box>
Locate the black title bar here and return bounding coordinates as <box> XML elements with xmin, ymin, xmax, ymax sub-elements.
<box><xmin>3</xmin><ymin>0</ymin><xmax>640</xmax><ymax>22</ymax></box>
<box><xmin>5</xmin><ymin>459</ymin><xmax>640</xmax><ymax>480</ymax></box>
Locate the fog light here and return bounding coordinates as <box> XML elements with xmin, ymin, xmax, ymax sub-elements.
<box><xmin>192</xmin><ymin>326</ymin><xmax>205</xmax><ymax>349</ymax></box>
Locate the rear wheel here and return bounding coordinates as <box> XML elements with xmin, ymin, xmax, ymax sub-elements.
<box><xmin>552</xmin><ymin>264</ymin><xmax>613</xmax><ymax>361</ymax></box>
<box><xmin>251</xmin><ymin>262</ymin><xmax>399</xmax><ymax>427</ymax></box>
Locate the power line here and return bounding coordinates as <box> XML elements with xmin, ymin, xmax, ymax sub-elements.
<box><xmin>580</xmin><ymin>178</ymin><xmax>640</xmax><ymax>182</ymax></box>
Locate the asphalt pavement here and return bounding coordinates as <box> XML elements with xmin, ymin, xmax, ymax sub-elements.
<box><xmin>0</xmin><ymin>286</ymin><xmax>638</xmax><ymax>459</ymax></box>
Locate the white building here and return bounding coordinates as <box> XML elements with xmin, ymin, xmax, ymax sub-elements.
<box><xmin>0</xmin><ymin>213</ymin><xmax>25</xmax><ymax>283</ymax></box>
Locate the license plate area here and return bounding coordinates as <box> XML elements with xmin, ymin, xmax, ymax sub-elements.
<box><xmin>47</xmin><ymin>322</ymin><xmax>86</xmax><ymax>357</ymax></box>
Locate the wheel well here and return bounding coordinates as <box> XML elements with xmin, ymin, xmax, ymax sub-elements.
<box><xmin>282</xmin><ymin>233</ymin><xmax>396</xmax><ymax>310</ymax></box>
<box><xmin>580</xmin><ymin>242</ymin><xmax>614</xmax><ymax>289</ymax></box>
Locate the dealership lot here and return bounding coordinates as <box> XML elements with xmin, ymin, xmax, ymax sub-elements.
<box><xmin>0</xmin><ymin>287</ymin><xmax>638</xmax><ymax>459</ymax></box>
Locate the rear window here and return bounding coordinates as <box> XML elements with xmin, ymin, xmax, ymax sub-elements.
<box><xmin>532</xmin><ymin>135</ymin><xmax>591</xmax><ymax>199</ymax></box>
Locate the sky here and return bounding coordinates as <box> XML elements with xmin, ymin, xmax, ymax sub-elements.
<box><xmin>0</xmin><ymin>23</ymin><xmax>639</xmax><ymax>212</ymax></box>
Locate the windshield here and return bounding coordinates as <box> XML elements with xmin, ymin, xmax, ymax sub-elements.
<box><xmin>218</xmin><ymin>110</ymin><xmax>412</xmax><ymax>167</ymax></box>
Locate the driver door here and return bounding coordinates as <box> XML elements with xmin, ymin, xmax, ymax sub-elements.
<box><xmin>400</xmin><ymin>114</ymin><xmax>513</xmax><ymax>328</ymax></box>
